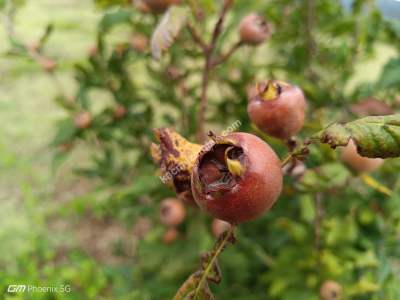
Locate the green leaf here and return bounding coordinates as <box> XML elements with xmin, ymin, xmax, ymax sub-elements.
<box><xmin>314</xmin><ymin>114</ymin><xmax>400</xmax><ymax>158</ymax></box>
<box><xmin>50</xmin><ymin>118</ymin><xmax>77</xmax><ymax>146</ymax></box>
<box><xmin>151</xmin><ymin>6</ymin><xmax>189</xmax><ymax>60</ymax></box>
<box><xmin>377</xmin><ymin>58</ymin><xmax>400</xmax><ymax>90</ymax></box>
<box><xmin>98</xmin><ymin>9</ymin><xmax>132</xmax><ymax>33</ymax></box>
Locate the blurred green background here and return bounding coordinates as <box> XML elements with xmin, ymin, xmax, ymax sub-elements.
<box><xmin>1</xmin><ymin>0</ymin><xmax>400</xmax><ymax>299</ymax></box>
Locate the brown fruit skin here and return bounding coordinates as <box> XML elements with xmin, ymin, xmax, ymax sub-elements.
<box><xmin>319</xmin><ymin>280</ymin><xmax>342</xmax><ymax>300</ymax></box>
<box><xmin>211</xmin><ymin>219</ymin><xmax>231</xmax><ymax>238</ymax></box>
<box><xmin>143</xmin><ymin>0</ymin><xmax>180</xmax><ymax>14</ymax></box>
<box><xmin>74</xmin><ymin>111</ymin><xmax>92</xmax><ymax>129</ymax></box>
<box><xmin>162</xmin><ymin>227</ymin><xmax>179</xmax><ymax>244</ymax></box>
<box><xmin>191</xmin><ymin>132</ymin><xmax>283</xmax><ymax>224</ymax></box>
<box><xmin>239</xmin><ymin>14</ymin><xmax>270</xmax><ymax>45</ymax></box>
<box><xmin>341</xmin><ymin>139</ymin><xmax>383</xmax><ymax>173</ymax></box>
<box><xmin>247</xmin><ymin>80</ymin><xmax>306</xmax><ymax>140</ymax></box>
<box><xmin>159</xmin><ymin>198</ymin><xmax>186</xmax><ymax>226</ymax></box>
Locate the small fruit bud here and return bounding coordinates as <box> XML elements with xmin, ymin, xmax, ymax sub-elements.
<box><xmin>113</xmin><ymin>104</ymin><xmax>127</xmax><ymax>120</ymax></box>
<box><xmin>211</xmin><ymin>219</ymin><xmax>231</xmax><ymax>238</ymax></box>
<box><xmin>247</xmin><ymin>80</ymin><xmax>306</xmax><ymax>140</ymax></box>
<box><xmin>319</xmin><ymin>280</ymin><xmax>342</xmax><ymax>300</ymax></box>
<box><xmin>191</xmin><ymin>132</ymin><xmax>282</xmax><ymax>224</ymax></box>
<box><xmin>74</xmin><ymin>111</ymin><xmax>92</xmax><ymax>129</ymax></box>
<box><xmin>341</xmin><ymin>139</ymin><xmax>383</xmax><ymax>173</ymax></box>
<box><xmin>239</xmin><ymin>14</ymin><xmax>270</xmax><ymax>45</ymax></box>
<box><xmin>163</xmin><ymin>227</ymin><xmax>179</xmax><ymax>244</ymax></box>
<box><xmin>159</xmin><ymin>198</ymin><xmax>186</xmax><ymax>226</ymax></box>
<box><xmin>39</xmin><ymin>57</ymin><xmax>57</xmax><ymax>73</ymax></box>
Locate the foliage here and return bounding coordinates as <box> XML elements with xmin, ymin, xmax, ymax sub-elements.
<box><xmin>2</xmin><ymin>0</ymin><xmax>400</xmax><ymax>299</ymax></box>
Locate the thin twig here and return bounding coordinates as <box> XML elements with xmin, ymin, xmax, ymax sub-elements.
<box><xmin>193</xmin><ymin>225</ymin><xmax>235</xmax><ymax>298</ymax></box>
<box><xmin>187</xmin><ymin>23</ymin><xmax>208</xmax><ymax>53</ymax></box>
<box><xmin>314</xmin><ymin>192</ymin><xmax>323</xmax><ymax>271</ymax></box>
<box><xmin>196</xmin><ymin>0</ymin><xmax>234</xmax><ymax>142</ymax></box>
<box><xmin>211</xmin><ymin>40</ymin><xmax>243</xmax><ymax>67</ymax></box>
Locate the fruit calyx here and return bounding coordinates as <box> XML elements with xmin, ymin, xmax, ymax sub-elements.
<box><xmin>258</xmin><ymin>80</ymin><xmax>282</xmax><ymax>101</ymax></box>
<box><xmin>197</xmin><ymin>138</ymin><xmax>246</xmax><ymax>199</ymax></box>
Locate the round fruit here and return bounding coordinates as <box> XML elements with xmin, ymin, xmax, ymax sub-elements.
<box><xmin>247</xmin><ymin>80</ymin><xmax>306</xmax><ymax>140</ymax></box>
<box><xmin>162</xmin><ymin>227</ymin><xmax>179</xmax><ymax>244</ymax></box>
<box><xmin>341</xmin><ymin>139</ymin><xmax>383</xmax><ymax>173</ymax></box>
<box><xmin>39</xmin><ymin>57</ymin><xmax>57</xmax><ymax>73</ymax></box>
<box><xmin>239</xmin><ymin>14</ymin><xmax>270</xmax><ymax>45</ymax></box>
<box><xmin>113</xmin><ymin>104</ymin><xmax>127</xmax><ymax>119</ymax></box>
<box><xmin>191</xmin><ymin>132</ymin><xmax>283</xmax><ymax>224</ymax></box>
<box><xmin>74</xmin><ymin>111</ymin><xmax>92</xmax><ymax>129</ymax></box>
<box><xmin>159</xmin><ymin>198</ymin><xmax>186</xmax><ymax>226</ymax></box>
<box><xmin>131</xmin><ymin>34</ymin><xmax>149</xmax><ymax>53</ymax></box>
<box><xmin>211</xmin><ymin>219</ymin><xmax>231</xmax><ymax>238</ymax></box>
<box><xmin>143</xmin><ymin>0</ymin><xmax>180</xmax><ymax>14</ymax></box>
<box><xmin>319</xmin><ymin>280</ymin><xmax>342</xmax><ymax>300</ymax></box>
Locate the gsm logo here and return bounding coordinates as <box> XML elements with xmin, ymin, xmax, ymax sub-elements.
<box><xmin>7</xmin><ymin>285</ymin><xmax>27</xmax><ymax>293</ymax></box>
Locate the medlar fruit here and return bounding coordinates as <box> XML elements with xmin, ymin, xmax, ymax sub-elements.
<box><xmin>341</xmin><ymin>139</ymin><xmax>383</xmax><ymax>173</ymax></box>
<box><xmin>151</xmin><ymin>128</ymin><xmax>202</xmax><ymax>206</ymax></box>
<box><xmin>247</xmin><ymin>80</ymin><xmax>306</xmax><ymax>140</ymax></box>
<box><xmin>191</xmin><ymin>132</ymin><xmax>282</xmax><ymax>224</ymax></box>
<box><xmin>74</xmin><ymin>111</ymin><xmax>92</xmax><ymax>129</ymax></box>
<box><xmin>239</xmin><ymin>14</ymin><xmax>270</xmax><ymax>45</ymax></box>
<box><xmin>159</xmin><ymin>198</ymin><xmax>186</xmax><ymax>226</ymax></box>
<box><xmin>319</xmin><ymin>280</ymin><xmax>342</xmax><ymax>300</ymax></box>
<box><xmin>113</xmin><ymin>104</ymin><xmax>127</xmax><ymax>120</ymax></box>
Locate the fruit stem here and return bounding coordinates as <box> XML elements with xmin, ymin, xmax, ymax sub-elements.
<box><xmin>192</xmin><ymin>225</ymin><xmax>236</xmax><ymax>299</ymax></box>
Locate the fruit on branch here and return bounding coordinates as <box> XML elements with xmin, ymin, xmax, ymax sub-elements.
<box><xmin>159</xmin><ymin>198</ymin><xmax>186</xmax><ymax>226</ymax></box>
<box><xmin>341</xmin><ymin>139</ymin><xmax>383</xmax><ymax>173</ymax></box>
<box><xmin>163</xmin><ymin>227</ymin><xmax>179</xmax><ymax>244</ymax></box>
<box><xmin>239</xmin><ymin>14</ymin><xmax>270</xmax><ymax>45</ymax></box>
<box><xmin>113</xmin><ymin>104</ymin><xmax>127</xmax><ymax>120</ymax></box>
<box><xmin>74</xmin><ymin>111</ymin><xmax>92</xmax><ymax>129</ymax></box>
<box><xmin>191</xmin><ymin>132</ymin><xmax>282</xmax><ymax>224</ymax></box>
<box><xmin>151</xmin><ymin>128</ymin><xmax>202</xmax><ymax>206</ymax></box>
<box><xmin>211</xmin><ymin>219</ymin><xmax>231</xmax><ymax>238</ymax></box>
<box><xmin>319</xmin><ymin>280</ymin><xmax>342</xmax><ymax>300</ymax></box>
<box><xmin>38</xmin><ymin>57</ymin><xmax>57</xmax><ymax>73</ymax></box>
<box><xmin>131</xmin><ymin>34</ymin><xmax>149</xmax><ymax>53</ymax></box>
<box><xmin>247</xmin><ymin>80</ymin><xmax>306</xmax><ymax>140</ymax></box>
<box><xmin>142</xmin><ymin>0</ymin><xmax>180</xmax><ymax>14</ymax></box>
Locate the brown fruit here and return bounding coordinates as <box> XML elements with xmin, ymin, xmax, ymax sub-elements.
<box><xmin>247</xmin><ymin>80</ymin><xmax>306</xmax><ymax>140</ymax></box>
<box><xmin>191</xmin><ymin>132</ymin><xmax>283</xmax><ymax>224</ymax></box>
<box><xmin>74</xmin><ymin>111</ymin><xmax>92</xmax><ymax>129</ymax></box>
<box><xmin>239</xmin><ymin>14</ymin><xmax>270</xmax><ymax>45</ymax></box>
<box><xmin>159</xmin><ymin>198</ymin><xmax>186</xmax><ymax>226</ymax></box>
<box><xmin>341</xmin><ymin>139</ymin><xmax>383</xmax><ymax>173</ymax></box>
<box><xmin>113</xmin><ymin>104</ymin><xmax>127</xmax><ymax>119</ymax></box>
<box><xmin>162</xmin><ymin>227</ymin><xmax>179</xmax><ymax>244</ymax></box>
<box><xmin>211</xmin><ymin>219</ymin><xmax>231</xmax><ymax>238</ymax></box>
<box><xmin>319</xmin><ymin>280</ymin><xmax>342</xmax><ymax>300</ymax></box>
<box><xmin>143</xmin><ymin>0</ymin><xmax>180</xmax><ymax>14</ymax></box>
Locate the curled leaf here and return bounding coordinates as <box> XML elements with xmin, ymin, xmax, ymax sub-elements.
<box><xmin>151</xmin><ymin>6</ymin><xmax>189</xmax><ymax>60</ymax></box>
<box><xmin>314</xmin><ymin>114</ymin><xmax>400</xmax><ymax>158</ymax></box>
